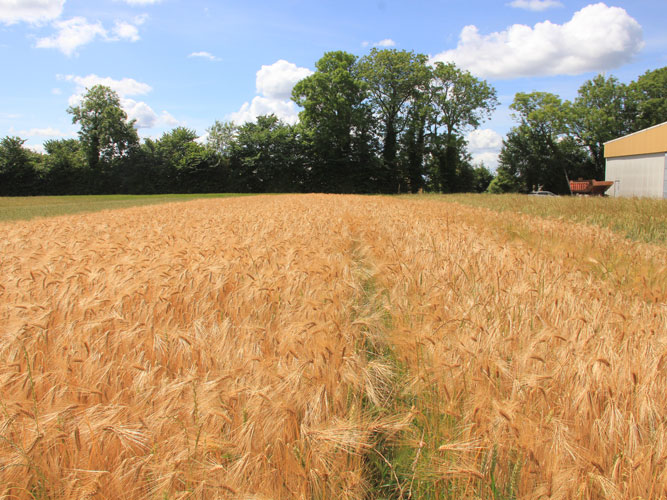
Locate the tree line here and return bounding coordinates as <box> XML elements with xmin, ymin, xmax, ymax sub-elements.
<box><xmin>491</xmin><ymin>66</ymin><xmax>666</xmax><ymax>194</ymax></box>
<box><xmin>1</xmin><ymin>48</ymin><xmax>664</xmax><ymax>196</ymax></box>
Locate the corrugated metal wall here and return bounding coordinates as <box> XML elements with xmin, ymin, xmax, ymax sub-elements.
<box><xmin>605</xmin><ymin>122</ymin><xmax>667</xmax><ymax>158</ymax></box>
<box><xmin>605</xmin><ymin>153</ymin><xmax>666</xmax><ymax>198</ymax></box>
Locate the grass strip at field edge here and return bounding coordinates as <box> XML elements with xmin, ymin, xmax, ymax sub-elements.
<box><xmin>0</xmin><ymin>193</ymin><xmax>256</xmax><ymax>223</ymax></box>
<box><xmin>405</xmin><ymin>193</ymin><xmax>667</xmax><ymax>246</ymax></box>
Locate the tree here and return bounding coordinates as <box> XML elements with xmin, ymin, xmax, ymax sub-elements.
<box><xmin>566</xmin><ymin>74</ymin><xmax>632</xmax><ymax>178</ymax></box>
<box><xmin>229</xmin><ymin>115</ymin><xmax>304</xmax><ymax>193</ymax></box>
<box><xmin>629</xmin><ymin>66</ymin><xmax>667</xmax><ymax>131</ymax></box>
<box><xmin>206</xmin><ymin>120</ymin><xmax>238</xmax><ymax>158</ymax></box>
<box><xmin>42</xmin><ymin>139</ymin><xmax>88</xmax><ymax>194</ymax></box>
<box><xmin>507</xmin><ymin>92</ymin><xmax>578</xmax><ymax>192</ymax></box>
<box><xmin>471</xmin><ymin>163</ymin><xmax>494</xmax><ymax>193</ymax></box>
<box><xmin>428</xmin><ymin>62</ymin><xmax>498</xmax><ymax>192</ymax></box>
<box><xmin>399</xmin><ymin>94</ymin><xmax>430</xmax><ymax>193</ymax></box>
<box><xmin>67</xmin><ymin>85</ymin><xmax>139</xmax><ymax>171</ymax></box>
<box><xmin>0</xmin><ymin>136</ymin><xmax>42</xmax><ymax>195</ymax></box>
<box><xmin>357</xmin><ymin>49</ymin><xmax>431</xmax><ymax>192</ymax></box>
<box><xmin>498</xmin><ymin>123</ymin><xmax>590</xmax><ymax>194</ymax></box>
<box><xmin>487</xmin><ymin>166</ymin><xmax>522</xmax><ymax>194</ymax></box>
<box><xmin>292</xmin><ymin>51</ymin><xmax>377</xmax><ymax>192</ymax></box>
<box><xmin>155</xmin><ymin>127</ymin><xmax>227</xmax><ymax>193</ymax></box>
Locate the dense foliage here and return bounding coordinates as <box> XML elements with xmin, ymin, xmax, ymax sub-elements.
<box><xmin>494</xmin><ymin>66</ymin><xmax>667</xmax><ymax>194</ymax></box>
<box><xmin>1</xmin><ymin>52</ymin><xmax>665</xmax><ymax>195</ymax></box>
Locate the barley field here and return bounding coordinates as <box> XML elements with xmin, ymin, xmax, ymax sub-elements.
<box><xmin>1</xmin><ymin>194</ymin><xmax>666</xmax><ymax>499</ymax></box>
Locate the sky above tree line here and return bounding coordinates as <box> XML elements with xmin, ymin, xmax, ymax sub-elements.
<box><xmin>1</xmin><ymin>0</ymin><xmax>664</xmax><ymax>169</ymax></box>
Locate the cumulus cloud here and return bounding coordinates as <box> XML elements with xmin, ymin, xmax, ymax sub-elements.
<box><xmin>230</xmin><ymin>60</ymin><xmax>312</xmax><ymax>125</ymax></box>
<box><xmin>508</xmin><ymin>0</ymin><xmax>562</xmax><ymax>11</ymax></box>
<box><xmin>18</xmin><ymin>127</ymin><xmax>75</xmax><ymax>138</ymax></box>
<box><xmin>431</xmin><ymin>3</ymin><xmax>644</xmax><ymax>79</ymax></box>
<box><xmin>36</xmin><ymin>17</ymin><xmax>106</xmax><ymax>56</ymax></box>
<box><xmin>472</xmin><ymin>151</ymin><xmax>502</xmax><ymax>170</ymax></box>
<box><xmin>35</xmin><ymin>15</ymin><xmax>146</xmax><ymax>56</ymax></box>
<box><xmin>112</xmin><ymin>21</ymin><xmax>140</xmax><ymax>42</ymax></box>
<box><xmin>362</xmin><ymin>38</ymin><xmax>397</xmax><ymax>48</ymax></box>
<box><xmin>229</xmin><ymin>97</ymin><xmax>301</xmax><ymax>126</ymax></box>
<box><xmin>255</xmin><ymin>60</ymin><xmax>313</xmax><ymax>100</ymax></box>
<box><xmin>466</xmin><ymin>128</ymin><xmax>504</xmax><ymax>169</ymax></box>
<box><xmin>467</xmin><ymin>128</ymin><xmax>503</xmax><ymax>151</ymax></box>
<box><xmin>61</xmin><ymin>74</ymin><xmax>152</xmax><ymax>102</ymax></box>
<box><xmin>0</xmin><ymin>0</ymin><xmax>64</xmax><ymax>25</ymax></box>
<box><xmin>122</xmin><ymin>98</ymin><xmax>157</xmax><ymax>128</ymax></box>
<box><xmin>160</xmin><ymin>110</ymin><xmax>180</xmax><ymax>126</ymax></box>
<box><xmin>188</xmin><ymin>51</ymin><xmax>220</xmax><ymax>61</ymax></box>
<box><xmin>26</xmin><ymin>144</ymin><xmax>46</xmax><ymax>154</ymax></box>
<box><xmin>121</xmin><ymin>103</ymin><xmax>181</xmax><ymax>129</ymax></box>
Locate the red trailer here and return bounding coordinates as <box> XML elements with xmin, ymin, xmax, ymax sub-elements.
<box><xmin>569</xmin><ymin>179</ymin><xmax>614</xmax><ymax>196</ymax></box>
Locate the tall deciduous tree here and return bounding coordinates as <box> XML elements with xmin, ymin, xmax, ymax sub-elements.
<box><xmin>67</xmin><ymin>85</ymin><xmax>139</xmax><ymax>171</ymax></box>
<box><xmin>500</xmin><ymin>92</ymin><xmax>591</xmax><ymax>193</ymax></box>
<box><xmin>629</xmin><ymin>66</ymin><xmax>667</xmax><ymax>131</ymax></box>
<box><xmin>399</xmin><ymin>93</ymin><xmax>430</xmax><ymax>193</ymax></box>
<box><xmin>357</xmin><ymin>48</ymin><xmax>431</xmax><ymax>192</ymax></box>
<box><xmin>428</xmin><ymin>62</ymin><xmax>498</xmax><ymax>192</ymax></box>
<box><xmin>292</xmin><ymin>51</ymin><xmax>376</xmax><ymax>192</ymax></box>
<box><xmin>566</xmin><ymin>74</ymin><xmax>632</xmax><ymax>178</ymax></box>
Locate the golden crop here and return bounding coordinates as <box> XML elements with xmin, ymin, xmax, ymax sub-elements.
<box><xmin>1</xmin><ymin>194</ymin><xmax>665</xmax><ymax>499</ymax></box>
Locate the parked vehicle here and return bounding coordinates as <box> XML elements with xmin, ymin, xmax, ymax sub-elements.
<box><xmin>529</xmin><ymin>190</ymin><xmax>558</xmax><ymax>196</ymax></box>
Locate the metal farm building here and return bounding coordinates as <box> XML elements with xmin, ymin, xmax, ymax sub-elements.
<box><xmin>604</xmin><ymin>121</ymin><xmax>667</xmax><ymax>198</ymax></box>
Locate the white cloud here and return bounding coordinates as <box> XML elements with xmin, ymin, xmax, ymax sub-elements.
<box><xmin>188</xmin><ymin>51</ymin><xmax>220</xmax><ymax>61</ymax></box>
<box><xmin>375</xmin><ymin>38</ymin><xmax>396</xmax><ymax>47</ymax></box>
<box><xmin>471</xmin><ymin>151</ymin><xmax>501</xmax><ymax>170</ymax></box>
<box><xmin>26</xmin><ymin>144</ymin><xmax>46</xmax><ymax>154</ymax></box>
<box><xmin>122</xmin><ymin>98</ymin><xmax>157</xmax><ymax>128</ymax></box>
<box><xmin>508</xmin><ymin>0</ymin><xmax>562</xmax><ymax>11</ymax></box>
<box><xmin>19</xmin><ymin>127</ymin><xmax>75</xmax><ymax>138</ymax></box>
<box><xmin>160</xmin><ymin>110</ymin><xmax>180</xmax><ymax>126</ymax></box>
<box><xmin>229</xmin><ymin>96</ymin><xmax>301</xmax><ymax>125</ymax></box>
<box><xmin>255</xmin><ymin>59</ymin><xmax>313</xmax><ymax>100</ymax></box>
<box><xmin>36</xmin><ymin>17</ymin><xmax>106</xmax><ymax>56</ymax></box>
<box><xmin>0</xmin><ymin>0</ymin><xmax>64</xmax><ymax>25</ymax></box>
<box><xmin>362</xmin><ymin>38</ymin><xmax>397</xmax><ymax>48</ymax></box>
<box><xmin>36</xmin><ymin>15</ymin><xmax>146</xmax><ymax>56</ymax></box>
<box><xmin>112</xmin><ymin>21</ymin><xmax>140</xmax><ymax>42</ymax></box>
<box><xmin>466</xmin><ymin>128</ymin><xmax>504</xmax><ymax>170</ymax></box>
<box><xmin>62</xmin><ymin>74</ymin><xmax>152</xmax><ymax>103</ymax></box>
<box><xmin>467</xmin><ymin>128</ymin><xmax>503</xmax><ymax>151</ymax></box>
<box><xmin>230</xmin><ymin>60</ymin><xmax>313</xmax><ymax>125</ymax></box>
<box><xmin>431</xmin><ymin>3</ymin><xmax>644</xmax><ymax>79</ymax></box>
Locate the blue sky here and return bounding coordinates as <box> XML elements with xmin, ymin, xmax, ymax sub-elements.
<box><xmin>1</xmin><ymin>0</ymin><xmax>665</xmax><ymax>168</ymax></box>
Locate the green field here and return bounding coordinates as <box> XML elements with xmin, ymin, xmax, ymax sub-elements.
<box><xmin>0</xmin><ymin>193</ymin><xmax>252</xmax><ymax>222</ymax></box>
<box><xmin>413</xmin><ymin>193</ymin><xmax>667</xmax><ymax>246</ymax></box>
